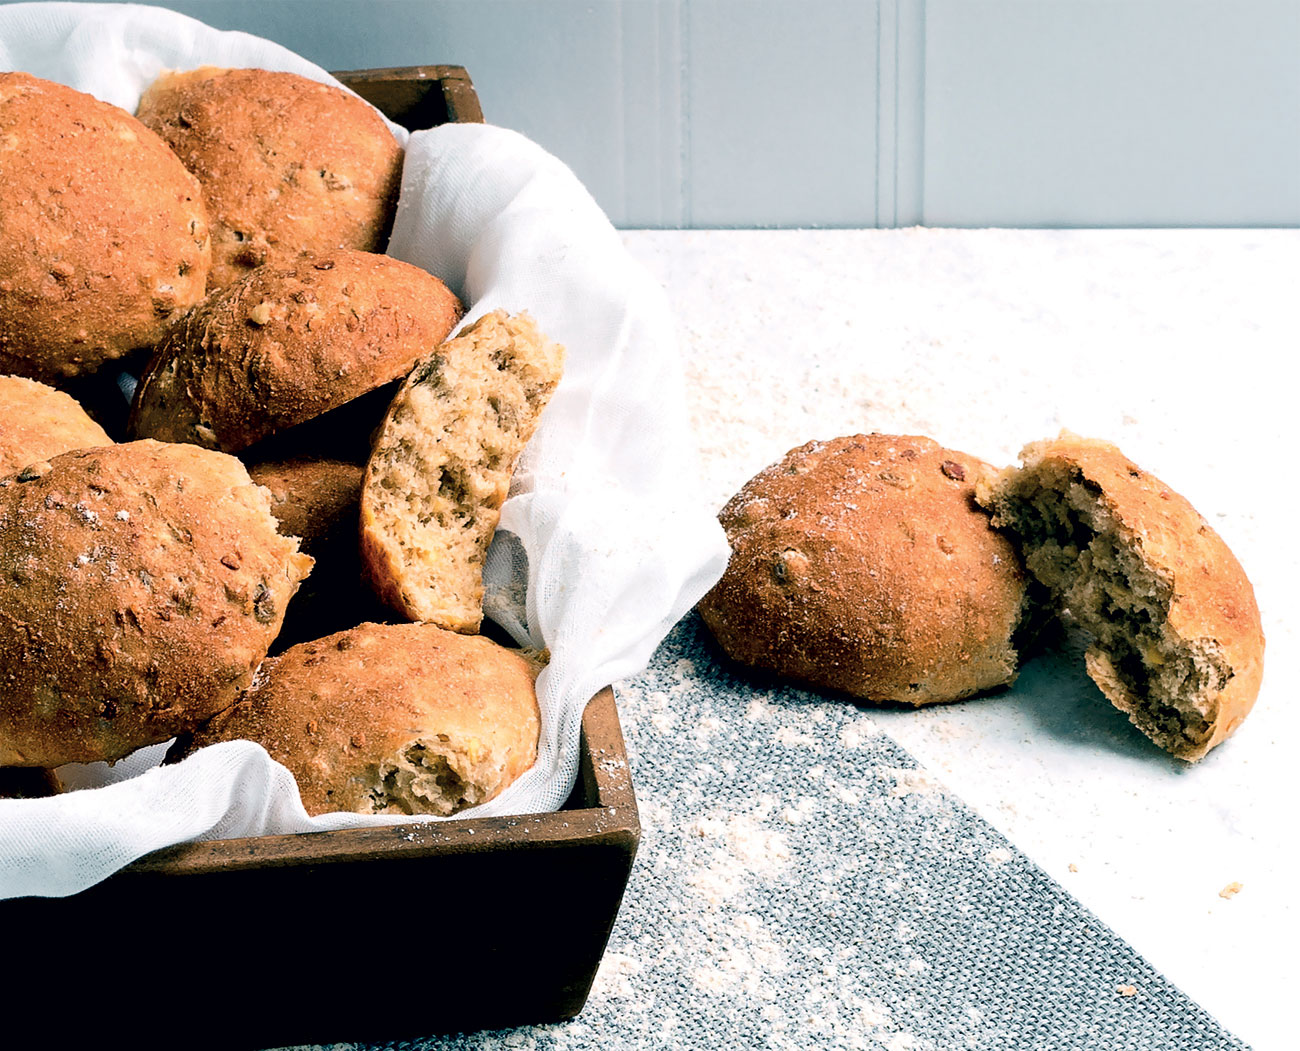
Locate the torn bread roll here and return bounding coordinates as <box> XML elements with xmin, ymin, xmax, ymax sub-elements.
<box><xmin>976</xmin><ymin>432</ymin><xmax>1264</xmax><ymax>760</ymax></box>
<box><xmin>360</xmin><ymin>310</ymin><xmax>565</xmax><ymax>632</ymax></box>
<box><xmin>699</xmin><ymin>434</ymin><xmax>1036</xmax><ymax>705</ymax></box>
<box><xmin>168</xmin><ymin>622</ymin><xmax>541</xmax><ymax>817</ymax></box>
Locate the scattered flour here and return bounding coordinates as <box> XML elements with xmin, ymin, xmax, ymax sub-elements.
<box><xmin>589</xmin><ymin>951</ymin><xmax>642</xmax><ymax>1001</ymax></box>
<box><xmin>687</xmin><ymin>812</ymin><xmax>792</xmax><ymax>906</ymax></box>
<box><xmin>693</xmin><ymin>715</ymin><xmax>722</xmax><ymax>747</ymax></box>
<box><xmin>775</xmin><ymin>725</ymin><xmax>818</xmax><ymax>748</ymax></box>
<box><xmin>886</xmin><ymin>768</ymin><xmax>942</xmax><ymax>798</ymax></box>
<box><xmin>839</xmin><ymin>716</ymin><xmax>880</xmax><ymax>749</ymax></box>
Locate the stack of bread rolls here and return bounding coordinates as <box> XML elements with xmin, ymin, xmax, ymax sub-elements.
<box><xmin>0</xmin><ymin>68</ymin><xmax>564</xmax><ymax>815</ymax></box>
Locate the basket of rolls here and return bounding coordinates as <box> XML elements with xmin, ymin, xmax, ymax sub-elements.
<box><xmin>0</xmin><ymin>5</ymin><xmax>729</xmax><ymax>1045</ymax></box>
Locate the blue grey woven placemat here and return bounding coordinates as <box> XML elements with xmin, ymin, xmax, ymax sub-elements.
<box><xmin>302</xmin><ymin>613</ymin><xmax>1249</xmax><ymax>1051</ymax></box>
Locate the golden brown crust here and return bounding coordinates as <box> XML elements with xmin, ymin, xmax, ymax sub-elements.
<box><xmin>0</xmin><ymin>375</ymin><xmax>112</xmax><ymax>477</ymax></box>
<box><xmin>246</xmin><ymin>457</ymin><xmax>384</xmax><ymax>648</ymax></box>
<box><xmin>981</xmin><ymin>433</ymin><xmax>1264</xmax><ymax>759</ymax></box>
<box><xmin>247</xmin><ymin>457</ymin><xmax>364</xmax><ymax>551</ymax></box>
<box><xmin>170</xmin><ymin>622</ymin><xmax>541</xmax><ymax>817</ymax></box>
<box><xmin>0</xmin><ymin>439</ymin><xmax>312</xmax><ymax>766</ymax></box>
<box><xmin>0</xmin><ymin>73</ymin><xmax>211</xmax><ymax>381</ymax></box>
<box><xmin>698</xmin><ymin>434</ymin><xmax>1029</xmax><ymax>705</ymax></box>
<box><xmin>128</xmin><ymin>250</ymin><xmax>463</xmax><ymax>453</ymax></box>
<box><xmin>136</xmin><ymin>66</ymin><xmax>403</xmax><ymax>290</ymax></box>
<box><xmin>359</xmin><ymin>310</ymin><xmax>565</xmax><ymax>632</ymax></box>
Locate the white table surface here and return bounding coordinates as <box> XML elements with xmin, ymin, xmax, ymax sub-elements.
<box><xmin>620</xmin><ymin>228</ymin><xmax>1299</xmax><ymax>1051</ymax></box>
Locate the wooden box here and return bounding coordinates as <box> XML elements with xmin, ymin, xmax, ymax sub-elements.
<box><xmin>0</xmin><ymin>68</ymin><xmax>640</xmax><ymax>1049</ymax></box>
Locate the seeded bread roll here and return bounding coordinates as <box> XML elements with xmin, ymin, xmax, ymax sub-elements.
<box><xmin>247</xmin><ymin>457</ymin><xmax>387</xmax><ymax>648</ymax></box>
<box><xmin>169</xmin><ymin>622</ymin><xmax>541</xmax><ymax>817</ymax></box>
<box><xmin>699</xmin><ymin>434</ymin><xmax>1034</xmax><ymax>705</ymax></box>
<box><xmin>0</xmin><ymin>375</ymin><xmax>111</xmax><ymax>477</ymax></box>
<box><xmin>0</xmin><ymin>72</ymin><xmax>211</xmax><ymax>382</ymax></box>
<box><xmin>976</xmin><ymin>433</ymin><xmax>1264</xmax><ymax>760</ymax></box>
<box><xmin>360</xmin><ymin>310</ymin><xmax>565</xmax><ymax>632</ymax></box>
<box><xmin>249</xmin><ymin>457</ymin><xmax>364</xmax><ymax>553</ymax></box>
<box><xmin>129</xmin><ymin>250</ymin><xmax>463</xmax><ymax>453</ymax></box>
<box><xmin>0</xmin><ymin>440</ymin><xmax>313</xmax><ymax>767</ymax></box>
<box><xmin>136</xmin><ymin>66</ymin><xmax>403</xmax><ymax>290</ymax></box>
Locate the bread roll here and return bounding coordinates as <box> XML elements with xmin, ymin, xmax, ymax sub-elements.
<box><xmin>0</xmin><ymin>73</ymin><xmax>210</xmax><ymax>382</ymax></box>
<box><xmin>249</xmin><ymin>457</ymin><xmax>364</xmax><ymax>552</ymax></box>
<box><xmin>0</xmin><ymin>375</ymin><xmax>111</xmax><ymax>477</ymax></box>
<box><xmin>976</xmin><ymin>433</ymin><xmax>1264</xmax><ymax>759</ymax></box>
<box><xmin>0</xmin><ymin>440</ymin><xmax>313</xmax><ymax>766</ymax></box>
<box><xmin>248</xmin><ymin>457</ymin><xmax>387</xmax><ymax>648</ymax></box>
<box><xmin>129</xmin><ymin>250</ymin><xmax>462</xmax><ymax>453</ymax></box>
<box><xmin>136</xmin><ymin>66</ymin><xmax>403</xmax><ymax>289</ymax></box>
<box><xmin>360</xmin><ymin>311</ymin><xmax>565</xmax><ymax>632</ymax></box>
<box><xmin>699</xmin><ymin>434</ymin><xmax>1034</xmax><ymax>705</ymax></box>
<box><xmin>169</xmin><ymin>622</ymin><xmax>541</xmax><ymax>817</ymax></box>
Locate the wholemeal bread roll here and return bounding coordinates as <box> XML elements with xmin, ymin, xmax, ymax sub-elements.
<box><xmin>360</xmin><ymin>310</ymin><xmax>565</xmax><ymax>632</ymax></box>
<box><xmin>0</xmin><ymin>72</ymin><xmax>211</xmax><ymax>382</ymax></box>
<box><xmin>250</xmin><ymin>457</ymin><xmax>364</xmax><ymax>553</ymax></box>
<box><xmin>0</xmin><ymin>440</ymin><xmax>313</xmax><ymax>767</ymax></box>
<box><xmin>169</xmin><ymin>622</ymin><xmax>541</xmax><ymax>817</ymax></box>
<box><xmin>247</xmin><ymin>457</ymin><xmax>387</xmax><ymax>648</ymax></box>
<box><xmin>698</xmin><ymin>434</ymin><xmax>1034</xmax><ymax>705</ymax></box>
<box><xmin>129</xmin><ymin>250</ymin><xmax>462</xmax><ymax>453</ymax></box>
<box><xmin>976</xmin><ymin>433</ymin><xmax>1264</xmax><ymax>760</ymax></box>
<box><xmin>0</xmin><ymin>375</ymin><xmax>112</xmax><ymax>477</ymax></box>
<box><xmin>136</xmin><ymin>66</ymin><xmax>403</xmax><ymax>289</ymax></box>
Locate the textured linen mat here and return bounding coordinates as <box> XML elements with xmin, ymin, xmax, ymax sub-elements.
<box><xmin>289</xmin><ymin>614</ymin><xmax>1249</xmax><ymax>1051</ymax></box>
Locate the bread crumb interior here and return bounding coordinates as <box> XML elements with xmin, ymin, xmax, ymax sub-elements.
<box><xmin>365</xmin><ymin>736</ymin><xmax>492</xmax><ymax>817</ymax></box>
<box><xmin>993</xmin><ymin>463</ymin><xmax>1228</xmax><ymax>754</ymax></box>
<box><xmin>364</xmin><ymin>314</ymin><xmax>560</xmax><ymax>629</ymax></box>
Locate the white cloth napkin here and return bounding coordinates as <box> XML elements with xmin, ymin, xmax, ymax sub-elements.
<box><xmin>0</xmin><ymin>2</ymin><xmax>729</xmax><ymax>900</ymax></box>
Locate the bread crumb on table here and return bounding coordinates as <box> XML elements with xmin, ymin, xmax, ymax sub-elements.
<box><xmin>1219</xmin><ymin>881</ymin><xmax>1244</xmax><ymax>900</ymax></box>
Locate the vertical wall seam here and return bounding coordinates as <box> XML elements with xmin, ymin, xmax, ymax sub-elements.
<box><xmin>917</xmin><ymin>0</ymin><xmax>926</xmax><ymax>226</ymax></box>
<box><xmin>893</xmin><ymin>2</ymin><xmax>901</xmax><ymax>227</ymax></box>
<box><xmin>874</xmin><ymin>1</ymin><xmax>882</xmax><ymax>228</ymax></box>
<box><xmin>614</xmin><ymin>0</ymin><xmax>628</xmax><ymax>225</ymax></box>
<box><xmin>679</xmin><ymin>0</ymin><xmax>691</xmax><ymax>228</ymax></box>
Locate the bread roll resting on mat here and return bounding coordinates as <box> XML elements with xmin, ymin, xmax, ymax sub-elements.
<box><xmin>136</xmin><ymin>66</ymin><xmax>403</xmax><ymax>290</ymax></box>
<box><xmin>0</xmin><ymin>440</ymin><xmax>312</xmax><ymax>767</ymax></box>
<box><xmin>0</xmin><ymin>375</ymin><xmax>111</xmax><ymax>477</ymax></box>
<box><xmin>0</xmin><ymin>72</ymin><xmax>211</xmax><ymax>383</ymax></box>
<box><xmin>129</xmin><ymin>250</ymin><xmax>462</xmax><ymax>453</ymax></box>
<box><xmin>698</xmin><ymin>434</ymin><xmax>1037</xmax><ymax>705</ymax></box>
<box><xmin>976</xmin><ymin>433</ymin><xmax>1264</xmax><ymax>760</ymax></box>
<box><xmin>360</xmin><ymin>310</ymin><xmax>565</xmax><ymax>632</ymax></box>
<box><xmin>168</xmin><ymin>622</ymin><xmax>541</xmax><ymax>817</ymax></box>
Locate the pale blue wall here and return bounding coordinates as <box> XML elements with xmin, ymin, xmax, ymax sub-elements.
<box><xmin>9</xmin><ymin>0</ymin><xmax>1298</xmax><ymax>227</ymax></box>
